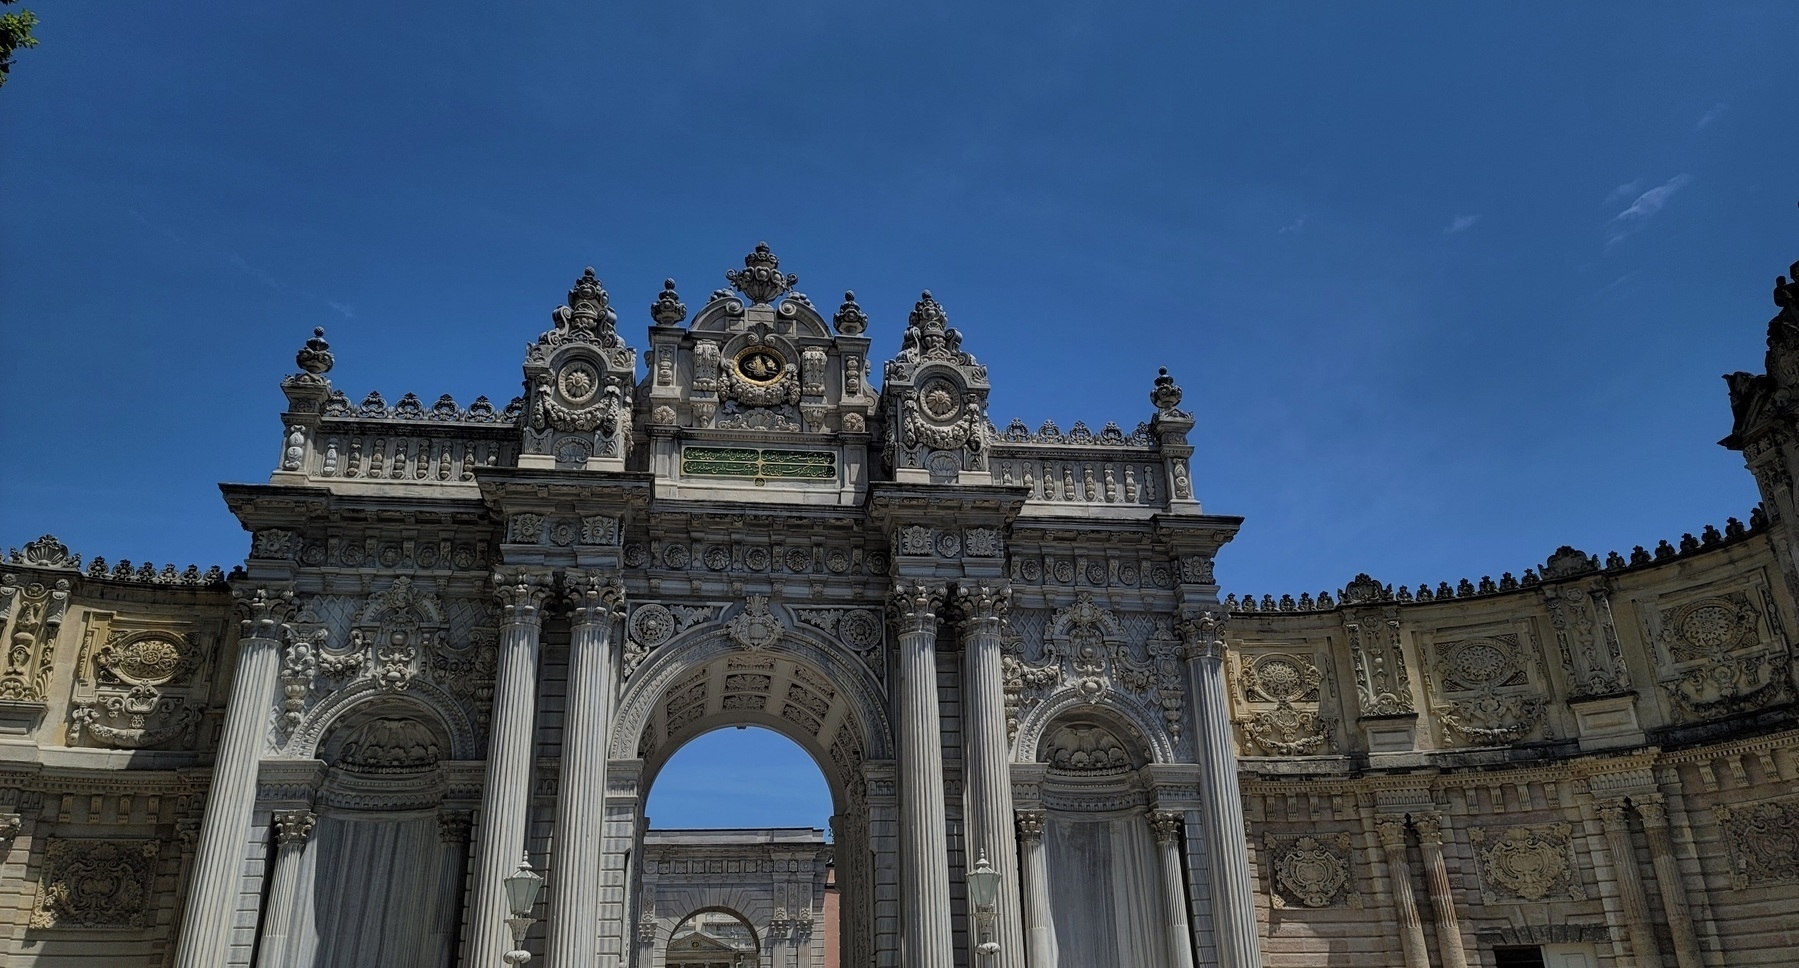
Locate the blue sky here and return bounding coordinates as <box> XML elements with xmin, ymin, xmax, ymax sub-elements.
<box><xmin>3</xmin><ymin>3</ymin><xmax>1796</xmax><ymax>825</ymax></box>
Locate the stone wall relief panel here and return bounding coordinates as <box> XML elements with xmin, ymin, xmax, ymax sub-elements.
<box><xmin>1643</xmin><ymin>582</ymin><xmax>1794</xmax><ymax>722</ymax></box>
<box><xmin>1468</xmin><ymin>823</ymin><xmax>1586</xmax><ymax>903</ymax></box>
<box><xmin>1229</xmin><ymin>637</ymin><xmax>1340</xmax><ymax>756</ymax></box>
<box><xmin>1541</xmin><ymin>579</ymin><xmax>1631</xmax><ymax>699</ymax></box>
<box><xmin>1713</xmin><ymin>793</ymin><xmax>1799</xmax><ymax>889</ymax></box>
<box><xmin>0</xmin><ymin>571</ymin><xmax>71</xmax><ymax>704</ymax></box>
<box><xmin>1345</xmin><ymin>607</ymin><xmax>1415</xmax><ymax>718</ymax></box>
<box><xmin>1421</xmin><ymin>625</ymin><xmax>1553</xmax><ymax>747</ymax></box>
<box><xmin>1264</xmin><ymin>831</ymin><xmax>1361</xmax><ymax>909</ymax></box>
<box><xmin>29</xmin><ymin>837</ymin><xmax>162</xmax><ymax>929</ymax></box>
<box><xmin>67</xmin><ymin>611</ymin><xmax>212</xmax><ymax>750</ymax></box>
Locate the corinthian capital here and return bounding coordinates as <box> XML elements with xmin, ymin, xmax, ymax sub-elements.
<box><xmin>273</xmin><ymin>809</ymin><xmax>316</xmax><ymax>849</ymax></box>
<box><xmin>1016</xmin><ymin>811</ymin><xmax>1045</xmax><ymax>842</ymax></box>
<box><xmin>1633</xmin><ymin>794</ymin><xmax>1669</xmax><ymax>827</ymax></box>
<box><xmin>493</xmin><ymin>567</ymin><xmax>556</xmax><ymax>626</ymax></box>
<box><xmin>1147</xmin><ymin>810</ymin><xmax>1184</xmax><ymax>845</ymax></box>
<box><xmin>950</xmin><ymin>581</ymin><xmax>1010</xmax><ymax>637</ymax></box>
<box><xmin>563</xmin><ymin>569</ymin><xmax>627</xmax><ymax>628</ymax></box>
<box><xmin>1175</xmin><ymin>606</ymin><xmax>1228</xmax><ymax>661</ymax></box>
<box><xmin>1595</xmin><ymin>798</ymin><xmax>1631</xmax><ymax>830</ymax></box>
<box><xmin>1411</xmin><ymin>812</ymin><xmax>1445</xmax><ymax>845</ymax></box>
<box><xmin>886</xmin><ymin>582</ymin><xmax>947</xmax><ymax>637</ymax></box>
<box><xmin>233</xmin><ymin>585</ymin><xmax>297</xmax><ymax>641</ymax></box>
<box><xmin>1375</xmin><ymin>816</ymin><xmax>1409</xmax><ymax>849</ymax></box>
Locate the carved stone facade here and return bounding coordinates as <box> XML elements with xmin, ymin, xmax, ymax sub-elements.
<box><xmin>2</xmin><ymin>245</ymin><xmax>1799</xmax><ymax>968</ymax></box>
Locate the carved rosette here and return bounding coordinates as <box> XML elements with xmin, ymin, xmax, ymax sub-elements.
<box><xmin>1267</xmin><ymin>833</ymin><xmax>1355</xmax><ymax>908</ymax></box>
<box><xmin>1470</xmin><ymin>823</ymin><xmax>1583</xmax><ymax>903</ymax></box>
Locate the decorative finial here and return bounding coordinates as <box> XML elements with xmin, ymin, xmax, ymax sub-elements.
<box><xmin>651</xmin><ymin>278</ymin><xmax>688</xmax><ymax>326</ymax></box>
<box><xmin>559</xmin><ymin>266</ymin><xmax>618</xmax><ymax>337</ymax></box>
<box><xmin>1150</xmin><ymin>367</ymin><xmax>1183</xmax><ymax>413</ymax></box>
<box><xmin>296</xmin><ymin>327</ymin><xmax>334</xmax><ymax>377</ymax></box>
<box><xmin>725</xmin><ymin>242</ymin><xmax>798</xmax><ymax>305</ymax></box>
<box><xmin>833</xmin><ymin>290</ymin><xmax>868</xmax><ymax>335</ymax></box>
<box><xmin>909</xmin><ymin>290</ymin><xmax>948</xmax><ymax>332</ymax></box>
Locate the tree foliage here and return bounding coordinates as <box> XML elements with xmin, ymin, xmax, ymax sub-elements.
<box><xmin>0</xmin><ymin>0</ymin><xmax>39</xmax><ymax>89</ymax></box>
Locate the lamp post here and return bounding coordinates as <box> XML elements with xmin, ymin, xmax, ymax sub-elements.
<box><xmin>967</xmin><ymin>851</ymin><xmax>1002</xmax><ymax>962</ymax></box>
<box><xmin>502</xmin><ymin>854</ymin><xmax>544</xmax><ymax>966</ymax></box>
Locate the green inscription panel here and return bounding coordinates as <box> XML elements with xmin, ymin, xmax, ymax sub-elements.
<box><xmin>681</xmin><ymin>447</ymin><xmax>837</xmax><ymax>485</ymax></box>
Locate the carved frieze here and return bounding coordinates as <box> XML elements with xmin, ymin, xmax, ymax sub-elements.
<box><xmin>30</xmin><ymin>838</ymin><xmax>161</xmax><ymax>929</ymax></box>
<box><xmin>1469</xmin><ymin>823</ymin><xmax>1584</xmax><ymax>903</ymax></box>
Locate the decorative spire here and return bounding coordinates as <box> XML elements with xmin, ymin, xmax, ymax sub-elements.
<box><xmin>650</xmin><ymin>278</ymin><xmax>687</xmax><ymax>326</ymax></box>
<box><xmin>725</xmin><ymin>242</ymin><xmax>798</xmax><ymax>305</ymax></box>
<box><xmin>909</xmin><ymin>290</ymin><xmax>949</xmax><ymax>335</ymax></box>
<box><xmin>1150</xmin><ymin>367</ymin><xmax>1183</xmax><ymax>413</ymax></box>
<box><xmin>833</xmin><ymin>290</ymin><xmax>868</xmax><ymax>336</ymax></box>
<box><xmin>295</xmin><ymin>327</ymin><xmax>334</xmax><ymax>378</ymax></box>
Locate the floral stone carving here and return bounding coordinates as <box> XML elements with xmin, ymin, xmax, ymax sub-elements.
<box><xmin>1430</xmin><ymin>634</ymin><xmax>1546</xmax><ymax>745</ymax></box>
<box><xmin>1470</xmin><ymin>823</ymin><xmax>1583</xmax><ymax>902</ymax></box>
<box><xmin>1267</xmin><ymin>833</ymin><xmax>1354</xmax><ymax>908</ymax></box>
<box><xmin>1654</xmin><ymin>591</ymin><xmax>1791</xmax><ymax>721</ymax></box>
<box><xmin>1237</xmin><ymin>651</ymin><xmax>1335</xmax><ymax>755</ymax></box>
<box><xmin>30</xmin><ymin>838</ymin><xmax>161</xmax><ymax>928</ymax></box>
<box><xmin>1715</xmin><ymin>796</ymin><xmax>1799</xmax><ymax>889</ymax></box>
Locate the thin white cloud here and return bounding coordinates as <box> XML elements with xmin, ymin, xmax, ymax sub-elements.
<box><xmin>1604</xmin><ymin>180</ymin><xmax>1642</xmax><ymax>204</ymax></box>
<box><xmin>1445</xmin><ymin>214</ymin><xmax>1480</xmax><ymax>234</ymax></box>
<box><xmin>326</xmin><ymin>301</ymin><xmax>355</xmax><ymax>318</ymax></box>
<box><xmin>1605</xmin><ymin>174</ymin><xmax>1691</xmax><ymax>247</ymax></box>
<box><xmin>1696</xmin><ymin>102</ymin><xmax>1727</xmax><ymax>131</ymax></box>
<box><xmin>1278</xmin><ymin>215</ymin><xmax>1307</xmax><ymax>235</ymax></box>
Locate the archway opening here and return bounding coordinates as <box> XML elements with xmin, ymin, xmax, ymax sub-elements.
<box><xmin>646</xmin><ymin>725</ymin><xmax>832</xmax><ymax>830</ymax></box>
<box><xmin>665</xmin><ymin>908</ymin><xmax>759</xmax><ymax>967</ymax></box>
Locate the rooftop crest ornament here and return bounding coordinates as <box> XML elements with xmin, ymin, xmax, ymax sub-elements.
<box><xmin>725</xmin><ymin>242</ymin><xmax>798</xmax><ymax>305</ymax></box>
<box><xmin>832</xmin><ymin>290</ymin><xmax>868</xmax><ymax>336</ymax></box>
<box><xmin>650</xmin><ymin>278</ymin><xmax>688</xmax><ymax>326</ymax></box>
<box><xmin>1150</xmin><ymin>367</ymin><xmax>1183</xmax><ymax>414</ymax></box>
<box><xmin>543</xmin><ymin>267</ymin><xmax>622</xmax><ymax>349</ymax></box>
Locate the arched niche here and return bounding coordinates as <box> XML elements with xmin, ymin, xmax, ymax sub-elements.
<box><xmin>665</xmin><ymin>907</ymin><xmax>760</xmax><ymax>966</ymax></box>
<box><xmin>1031</xmin><ymin>710</ymin><xmax>1175</xmax><ymax>968</ymax></box>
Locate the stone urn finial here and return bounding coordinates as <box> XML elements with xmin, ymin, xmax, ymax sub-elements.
<box><xmin>1150</xmin><ymin>367</ymin><xmax>1183</xmax><ymax>413</ymax></box>
<box><xmin>296</xmin><ymin>327</ymin><xmax>334</xmax><ymax>377</ymax></box>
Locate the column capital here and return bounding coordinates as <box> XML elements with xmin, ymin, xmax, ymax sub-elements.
<box><xmin>273</xmin><ymin>809</ymin><xmax>316</xmax><ymax>850</ymax></box>
<box><xmin>1411</xmin><ymin>812</ymin><xmax>1446</xmax><ymax>845</ymax></box>
<box><xmin>493</xmin><ymin>567</ymin><xmax>556</xmax><ymax>626</ymax></box>
<box><xmin>1147</xmin><ymin>810</ymin><xmax>1184</xmax><ymax>845</ymax></box>
<box><xmin>1016</xmin><ymin>811</ymin><xmax>1045</xmax><ymax>843</ymax></box>
<box><xmin>887</xmin><ymin>581</ymin><xmax>948</xmax><ymax>637</ymax></box>
<box><xmin>1375</xmin><ymin>815</ymin><xmax>1410</xmax><ymax>849</ymax></box>
<box><xmin>1175</xmin><ymin>607</ymin><xmax>1228</xmax><ymax>661</ymax></box>
<box><xmin>1596</xmin><ymin>798</ymin><xmax>1632</xmax><ymax>829</ymax></box>
<box><xmin>439</xmin><ymin>810</ymin><xmax>474</xmax><ymax>845</ymax></box>
<box><xmin>232</xmin><ymin>584</ymin><xmax>297</xmax><ymax>640</ymax></box>
<box><xmin>950</xmin><ymin>581</ymin><xmax>1010</xmax><ymax>637</ymax></box>
<box><xmin>563</xmin><ymin>569</ymin><xmax>626</xmax><ymax>628</ymax></box>
<box><xmin>1634</xmin><ymin>794</ymin><xmax>1670</xmax><ymax>827</ymax></box>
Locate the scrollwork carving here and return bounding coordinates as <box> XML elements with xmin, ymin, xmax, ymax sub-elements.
<box><xmin>1267</xmin><ymin>833</ymin><xmax>1355</xmax><ymax>908</ymax></box>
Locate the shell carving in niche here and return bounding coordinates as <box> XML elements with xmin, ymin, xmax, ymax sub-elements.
<box><xmin>1042</xmin><ymin>723</ymin><xmax>1134</xmax><ymax>774</ymax></box>
<box><xmin>335</xmin><ymin>717</ymin><xmax>442</xmax><ymax>773</ymax></box>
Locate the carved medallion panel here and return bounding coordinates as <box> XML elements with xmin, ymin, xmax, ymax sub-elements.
<box><xmin>1645</xmin><ymin>586</ymin><xmax>1793</xmax><ymax>722</ymax></box>
<box><xmin>1715</xmin><ymin>795</ymin><xmax>1799</xmax><ymax>889</ymax></box>
<box><xmin>1421</xmin><ymin>628</ymin><xmax>1552</xmax><ymax>746</ymax></box>
<box><xmin>1265</xmin><ymin>832</ymin><xmax>1359</xmax><ymax>908</ymax></box>
<box><xmin>1469</xmin><ymin>823</ymin><xmax>1585</xmax><ymax>903</ymax></box>
<box><xmin>30</xmin><ymin>838</ymin><xmax>161</xmax><ymax>929</ymax></box>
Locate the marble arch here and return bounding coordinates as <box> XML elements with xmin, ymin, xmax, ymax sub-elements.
<box><xmin>1012</xmin><ymin>688</ymin><xmax>1176</xmax><ymax>766</ymax></box>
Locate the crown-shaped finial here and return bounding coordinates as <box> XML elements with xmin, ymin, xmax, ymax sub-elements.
<box><xmin>566</xmin><ymin>267</ymin><xmax>617</xmax><ymax>331</ymax></box>
<box><xmin>725</xmin><ymin>242</ymin><xmax>798</xmax><ymax>305</ymax></box>
<box><xmin>295</xmin><ymin>327</ymin><xmax>334</xmax><ymax>377</ymax></box>
<box><xmin>909</xmin><ymin>290</ymin><xmax>948</xmax><ymax>333</ymax></box>
<box><xmin>1150</xmin><ymin>367</ymin><xmax>1183</xmax><ymax>413</ymax></box>
<box><xmin>833</xmin><ymin>290</ymin><xmax>868</xmax><ymax>336</ymax></box>
<box><xmin>651</xmin><ymin>278</ymin><xmax>688</xmax><ymax>326</ymax></box>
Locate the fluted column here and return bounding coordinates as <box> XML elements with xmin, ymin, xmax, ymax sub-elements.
<box><xmin>1177</xmin><ymin>610</ymin><xmax>1261</xmax><ymax>968</ymax></box>
<box><xmin>1149</xmin><ymin>811</ymin><xmax>1199</xmax><ymax>968</ymax></box>
<box><xmin>1015</xmin><ymin>813</ymin><xmax>1054</xmax><ymax>968</ymax></box>
<box><xmin>1412</xmin><ymin>813</ymin><xmax>1470</xmax><ymax>968</ymax></box>
<box><xmin>888</xmin><ymin>582</ymin><xmax>955</xmax><ymax>968</ymax></box>
<box><xmin>468</xmin><ymin>567</ymin><xmax>554</xmax><ymax>967</ymax></box>
<box><xmin>548</xmin><ymin>570</ymin><xmax>626</xmax><ymax>968</ymax></box>
<box><xmin>1374</xmin><ymin>817</ymin><xmax>1430</xmax><ymax>968</ymax></box>
<box><xmin>954</xmin><ymin>581</ymin><xmax>1025</xmax><ymax>968</ymax></box>
<box><xmin>175</xmin><ymin>585</ymin><xmax>294</xmax><ymax>968</ymax></box>
<box><xmin>254</xmin><ymin>809</ymin><xmax>316</xmax><ymax>968</ymax></box>
<box><xmin>1636</xmin><ymin>797</ymin><xmax>1703</xmax><ymax>968</ymax></box>
<box><xmin>433</xmin><ymin>812</ymin><xmax>474</xmax><ymax>968</ymax></box>
<box><xmin>1597</xmin><ymin>800</ymin><xmax>1665</xmax><ymax>968</ymax></box>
